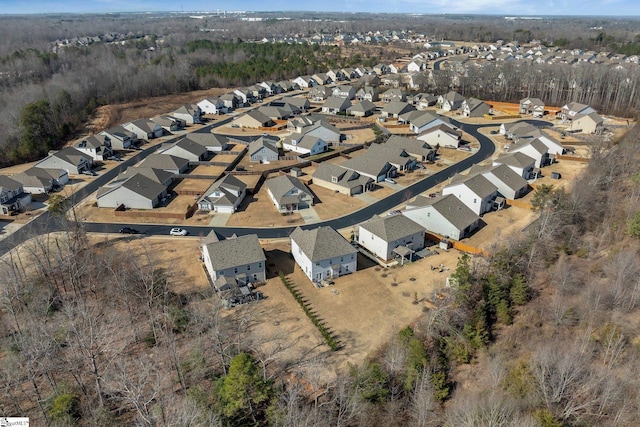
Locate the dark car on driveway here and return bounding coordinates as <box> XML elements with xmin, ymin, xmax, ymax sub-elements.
<box><xmin>119</xmin><ymin>227</ymin><xmax>140</xmax><ymax>234</ymax></box>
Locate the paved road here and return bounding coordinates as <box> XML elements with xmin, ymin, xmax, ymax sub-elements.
<box><xmin>0</xmin><ymin>115</ymin><xmax>548</xmax><ymax>255</ymax></box>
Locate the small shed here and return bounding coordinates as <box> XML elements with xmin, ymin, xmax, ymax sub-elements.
<box><xmin>439</xmin><ymin>240</ymin><xmax>451</xmax><ymax>251</ymax></box>
<box><xmin>551</xmin><ymin>172</ymin><xmax>562</xmax><ymax>180</ymax></box>
<box><xmin>290</xmin><ymin>167</ymin><xmax>303</xmax><ymax>177</ymax></box>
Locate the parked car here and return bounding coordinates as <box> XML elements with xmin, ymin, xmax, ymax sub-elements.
<box><xmin>119</xmin><ymin>227</ymin><xmax>139</xmax><ymax>234</ymax></box>
<box><xmin>384</xmin><ymin>177</ymin><xmax>396</xmax><ymax>184</ymax></box>
<box><xmin>387</xmin><ymin>210</ymin><xmax>401</xmax><ymax>216</ymax></box>
<box><xmin>170</xmin><ymin>227</ymin><xmax>188</xmax><ymax>236</ymax></box>
<box><xmin>81</xmin><ymin>170</ymin><xmax>97</xmax><ymax>176</ymax></box>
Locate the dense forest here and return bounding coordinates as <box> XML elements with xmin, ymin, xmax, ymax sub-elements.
<box><xmin>1</xmin><ymin>126</ymin><xmax>639</xmax><ymax>425</ymax></box>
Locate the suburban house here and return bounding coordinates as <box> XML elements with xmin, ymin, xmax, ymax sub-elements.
<box><xmin>282</xmin><ymin>134</ymin><xmax>328</xmax><ymax>156</ymax></box>
<box><xmin>96</xmin><ymin>172</ymin><xmax>167</xmax><ymax>210</ymax></box>
<box><xmin>311</xmin><ymin>73</ymin><xmax>332</xmax><ymax>86</ymax></box>
<box><xmin>258</xmin><ymin>81</ymin><xmax>280</xmax><ymax>96</ymax></box>
<box><xmin>233</xmin><ymin>88</ymin><xmax>252</xmax><ymax>105</ymax></box>
<box><xmin>332</xmin><ymin>85</ymin><xmax>356</xmax><ymax>99</ymax></box>
<box><xmin>34</xmin><ymin>147</ymin><xmax>93</xmax><ymax>175</ymax></box>
<box><xmin>461</xmin><ymin>98</ymin><xmax>491</xmax><ymax>117</ymax></box>
<box><xmin>292</xmin><ymin>75</ymin><xmax>317</xmax><ymax>88</ymax></box>
<box><xmin>152</xmin><ymin>115</ymin><xmax>186</xmax><ymax>133</ymax></box>
<box><xmin>417</xmin><ymin>124</ymin><xmax>462</xmax><ymax>148</ymax></box>
<box><xmin>201</xmin><ymin>234</ymin><xmax>266</xmax><ymax>290</ymax></box>
<box><xmin>321</xmin><ymin>96</ymin><xmax>352</xmax><ymax>115</ymax></box>
<box><xmin>219</xmin><ymin>92</ymin><xmax>241</xmax><ymax>110</ymax></box>
<box><xmin>346</xmin><ymin>100</ymin><xmax>377</xmax><ymax>117</ymax></box>
<box><xmin>468</xmin><ymin>163</ymin><xmax>529</xmax><ymax>200</ymax></box>
<box><xmin>409</xmin><ymin>92</ymin><xmax>437</xmax><ymax>108</ymax></box>
<box><xmin>312</xmin><ymin>163</ymin><xmax>374</xmax><ymax>196</ymax></box>
<box><xmin>519</xmin><ymin>97</ymin><xmax>545</xmax><ymax>117</ymax></box>
<box><xmin>74</xmin><ymin>135</ymin><xmax>113</xmax><ymax>161</ymax></box>
<box><xmin>515</xmin><ymin>129</ymin><xmax>565</xmax><ymax>155</ymax></box>
<box><xmin>100</xmin><ymin>125</ymin><xmax>136</xmax><ymax>149</ymax></box>
<box><xmin>407</xmin><ymin>73</ymin><xmax>429</xmax><ymax>91</ymax></box>
<box><xmin>358</xmin><ymin>215</ymin><xmax>425</xmax><ymax>262</ymax></box>
<box><xmin>248</xmin><ymin>137</ymin><xmax>279</xmax><ymax>163</ymax></box>
<box><xmin>118</xmin><ymin>166</ymin><xmax>174</xmax><ymax>187</ymax></box>
<box><xmin>365</xmin><ymin>143</ymin><xmax>417</xmax><ymax>173</ymax></box>
<box><xmin>198</xmin><ymin>174</ymin><xmax>247</xmax><ymax>213</ymax></box>
<box><xmin>257</xmin><ymin>105</ymin><xmax>292</xmax><ymax>121</ymax></box>
<box><xmin>437</xmin><ymin>91</ymin><xmax>466</xmax><ymax>111</ymax></box>
<box><xmin>569</xmin><ymin>112</ymin><xmax>604</xmax><ymax>134</ymax></box>
<box><xmin>382</xmin><ymin>88</ymin><xmax>405</xmax><ymax>103</ymax></box>
<box><xmin>342</xmin><ymin>150</ymin><xmax>397</xmax><ymax>182</ymax></box>
<box><xmin>356</xmin><ymin>86</ymin><xmax>379</xmax><ymax>102</ymax></box>
<box><xmin>290</xmin><ymin>226</ymin><xmax>358</xmax><ymax>284</ymax></box>
<box><xmin>0</xmin><ymin>176</ymin><xmax>32</xmax><ymax>215</ymax></box>
<box><xmin>381</xmin><ymin>101</ymin><xmax>416</xmax><ymax>119</ymax></box>
<box><xmin>182</xmin><ymin>132</ymin><xmax>229</xmax><ymax>152</ymax></box>
<box><xmin>123</xmin><ymin>119</ymin><xmax>164</xmax><ymax>140</ymax></box>
<box><xmin>443</xmin><ymin>173</ymin><xmax>498</xmax><ymax>215</ymax></box>
<box><xmin>409</xmin><ymin>112</ymin><xmax>453</xmax><ymax>134</ymax></box>
<box><xmin>138</xmin><ymin>153</ymin><xmax>189</xmax><ymax>174</ymax></box>
<box><xmin>232</xmin><ymin>110</ymin><xmax>274</xmax><ymax>129</ymax></box>
<box><xmin>266</xmin><ymin>174</ymin><xmax>314</xmax><ymax>213</ymax></box>
<box><xmin>198</xmin><ymin>97</ymin><xmax>227</xmax><ymax>115</ymax></box>
<box><xmin>277</xmin><ymin>80</ymin><xmax>298</xmax><ymax>92</ymax></box>
<box><xmin>500</xmin><ymin>121</ymin><xmax>537</xmax><ymax>139</ymax></box>
<box><xmin>157</xmin><ymin>138</ymin><xmax>209</xmax><ymax>162</ymax></box>
<box><xmin>386</xmin><ymin>136</ymin><xmax>436</xmax><ymax>162</ymax></box>
<box><xmin>11</xmin><ymin>167</ymin><xmax>68</xmax><ymax>194</ymax></box>
<box><xmin>310</xmin><ymin>85</ymin><xmax>333</xmax><ymax>101</ymax></box>
<box><xmin>279</xmin><ymin>96</ymin><xmax>310</xmax><ymax>112</ymax></box>
<box><xmin>559</xmin><ymin>102</ymin><xmax>596</xmax><ymax>122</ymax></box>
<box><xmin>507</xmin><ymin>138</ymin><xmax>549</xmax><ymax>168</ymax></box>
<box><xmin>493</xmin><ymin>152</ymin><xmax>537</xmax><ymax>179</ymax></box>
<box><xmin>403</xmin><ymin>194</ymin><xmax>480</xmax><ymax>241</ymax></box>
<box><xmin>297</xmin><ymin>119</ymin><xmax>342</xmax><ymax>143</ymax></box>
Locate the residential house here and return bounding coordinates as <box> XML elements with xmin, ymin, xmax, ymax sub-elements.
<box><xmin>468</xmin><ymin>163</ymin><xmax>529</xmax><ymax>200</ymax></box>
<box><xmin>96</xmin><ymin>172</ymin><xmax>167</xmax><ymax>209</ymax></box>
<box><xmin>356</xmin><ymin>86</ymin><xmax>379</xmax><ymax>102</ymax></box>
<box><xmin>198</xmin><ymin>97</ymin><xmax>227</xmax><ymax>115</ymax></box>
<box><xmin>233</xmin><ymin>88</ymin><xmax>252</xmax><ymax>105</ymax></box>
<box><xmin>493</xmin><ymin>152</ymin><xmax>537</xmax><ymax>179</ymax></box>
<box><xmin>409</xmin><ymin>111</ymin><xmax>453</xmax><ymax>134</ymax></box>
<box><xmin>282</xmin><ymin>134</ymin><xmax>328</xmax><ymax>156</ymax></box>
<box><xmin>321</xmin><ymin>96</ymin><xmax>352</xmax><ymax>115</ymax></box>
<box><xmin>407</xmin><ymin>73</ymin><xmax>429</xmax><ymax>91</ymax></box>
<box><xmin>381</xmin><ymin>101</ymin><xmax>415</xmax><ymax>119</ymax></box>
<box><xmin>0</xmin><ymin>176</ymin><xmax>32</xmax><ymax>215</ymax></box>
<box><xmin>312</xmin><ymin>163</ymin><xmax>374</xmax><ymax>196</ymax></box>
<box><xmin>332</xmin><ymin>85</ymin><xmax>356</xmax><ymax>100</ymax></box>
<box><xmin>461</xmin><ymin>98</ymin><xmax>491</xmax><ymax>118</ymax></box>
<box><xmin>292</xmin><ymin>75</ymin><xmax>316</xmax><ymax>88</ymax></box>
<box><xmin>100</xmin><ymin>125</ymin><xmax>135</xmax><ymax>150</ymax></box>
<box><xmin>247</xmin><ymin>84</ymin><xmax>267</xmax><ymax>101</ymax></box>
<box><xmin>569</xmin><ymin>112</ymin><xmax>604</xmax><ymax>134</ymax></box>
<box><xmin>365</xmin><ymin>143</ymin><xmax>417</xmax><ymax>172</ymax></box>
<box><xmin>152</xmin><ymin>115</ymin><xmax>186</xmax><ymax>133</ymax></box>
<box><xmin>559</xmin><ymin>102</ymin><xmax>596</xmax><ymax>122</ymax></box>
<box><xmin>341</xmin><ymin>149</ymin><xmax>397</xmax><ymax>182</ymax></box>
<box><xmin>358</xmin><ymin>215</ymin><xmax>425</xmax><ymax>261</ymax></box>
<box><xmin>248</xmin><ymin>137</ymin><xmax>279</xmax><ymax>163</ymax></box>
<box><xmin>138</xmin><ymin>153</ymin><xmax>189</xmax><ymax>174</ymax></box>
<box><xmin>514</xmin><ymin>129</ymin><xmax>565</xmax><ymax>155</ymax></box>
<box><xmin>183</xmin><ymin>132</ymin><xmax>229</xmax><ymax>152</ymax></box>
<box><xmin>12</xmin><ymin>167</ymin><xmax>68</xmax><ymax>194</ymax></box>
<box><xmin>74</xmin><ymin>135</ymin><xmax>113</xmax><ymax>161</ymax></box>
<box><xmin>442</xmin><ymin>173</ymin><xmax>498</xmax><ymax>215</ymax></box>
<box><xmin>158</xmin><ymin>138</ymin><xmax>208</xmax><ymax>162</ymax></box>
<box><xmin>123</xmin><ymin>119</ymin><xmax>164</xmax><ymax>140</ymax></box>
<box><xmin>219</xmin><ymin>92</ymin><xmax>241</xmax><ymax>110</ymax></box>
<box><xmin>259</xmin><ymin>81</ymin><xmax>280</xmax><ymax>96</ymax></box>
<box><xmin>34</xmin><ymin>147</ymin><xmax>93</xmax><ymax>175</ymax></box>
<box><xmin>358</xmin><ymin>74</ymin><xmax>381</xmax><ymax>87</ymax></box>
<box><xmin>296</xmin><ymin>119</ymin><xmax>342</xmax><ymax>143</ymax></box>
<box><xmin>198</xmin><ymin>174</ymin><xmax>247</xmax><ymax>213</ymax></box>
<box><xmin>309</xmin><ymin>85</ymin><xmax>333</xmax><ymax>102</ymax></box>
<box><xmin>171</xmin><ymin>104</ymin><xmax>204</xmax><ymax>125</ymax></box>
<box><xmin>382</xmin><ymin>88</ymin><xmax>405</xmax><ymax>103</ymax></box>
<box><xmin>118</xmin><ymin>167</ymin><xmax>174</xmax><ymax>187</ymax></box>
<box><xmin>519</xmin><ymin>97</ymin><xmax>545</xmax><ymax>117</ymax></box>
<box><xmin>403</xmin><ymin>194</ymin><xmax>480</xmax><ymax>241</ymax></box>
<box><xmin>507</xmin><ymin>138</ymin><xmax>549</xmax><ymax>168</ymax></box>
<box><xmin>386</xmin><ymin>135</ymin><xmax>436</xmax><ymax>161</ymax></box>
<box><xmin>311</xmin><ymin>73</ymin><xmax>332</xmax><ymax>86</ymax></box>
<box><xmin>499</xmin><ymin>121</ymin><xmax>537</xmax><ymax>139</ymax></box>
<box><xmin>277</xmin><ymin>80</ymin><xmax>298</xmax><ymax>92</ymax></box>
<box><xmin>346</xmin><ymin>100</ymin><xmax>377</xmax><ymax>117</ymax></box>
<box><xmin>417</xmin><ymin>124</ymin><xmax>462</xmax><ymax>148</ymax></box>
<box><xmin>278</xmin><ymin>96</ymin><xmax>310</xmax><ymax>112</ymax></box>
<box><xmin>266</xmin><ymin>174</ymin><xmax>314</xmax><ymax>213</ymax></box>
<box><xmin>290</xmin><ymin>226</ymin><xmax>357</xmax><ymax>283</ymax></box>
<box><xmin>437</xmin><ymin>91</ymin><xmax>466</xmax><ymax>111</ymax></box>
<box><xmin>201</xmin><ymin>234</ymin><xmax>266</xmax><ymax>289</ymax></box>
<box><xmin>257</xmin><ymin>105</ymin><xmax>292</xmax><ymax>121</ymax></box>
<box><xmin>232</xmin><ymin>110</ymin><xmax>274</xmax><ymax>129</ymax></box>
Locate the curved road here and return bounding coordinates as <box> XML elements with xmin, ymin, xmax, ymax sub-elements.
<box><xmin>0</xmin><ymin>119</ymin><xmax>548</xmax><ymax>255</ymax></box>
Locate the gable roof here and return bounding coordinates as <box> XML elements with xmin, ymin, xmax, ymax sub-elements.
<box><xmin>266</xmin><ymin>175</ymin><xmax>312</xmax><ymax>204</ymax></box>
<box><xmin>139</xmin><ymin>153</ymin><xmax>189</xmax><ymax>171</ymax></box>
<box><xmin>290</xmin><ymin>226</ymin><xmax>356</xmax><ymax>262</ymax></box>
<box><xmin>359</xmin><ymin>215</ymin><xmax>424</xmax><ymax>242</ymax></box>
<box><xmin>119</xmin><ymin>167</ymin><xmax>173</xmax><ymax>185</ymax></box>
<box><xmin>249</xmin><ymin>137</ymin><xmax>278</xmax><ymax>157</ymax></box>
<box><xmin>203</xmin><ymin>234</ymin><xmax>266</xmax><ymax>271</ymax></box>
<box><xmin>50</xmin><ymin>147</ymin><xmax>93</xmax><ymax>165</ymax></box>
<box><xmin>494</xmin><ymin>152</ymin><xmax>536</xmax><ymax>169</ymax></box>
<box><xmin>407</xmin><ymin>194</ymin><xmax>479</xmax><ymax>231</ymax></box>
<box><xmin>97</xmin><ymin>173</ymin><xmax>166</xmax><ymax>201</ymax></box>
<box><xmin>382</xmin><ymin>101</ymin><xmax>415</xmax><ymax>115</ymax></box>
<box><xmin>183</xmin><ymin>132</ymin><xmax>229</xmax><ymax>149</ymax></box>
<box><xmin>447</xmin><ymin>173</ymin><xmax>497</xmax><ymax>199</ymax></box>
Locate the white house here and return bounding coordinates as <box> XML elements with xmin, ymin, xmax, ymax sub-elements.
<box><xmin>282</xmin><ymin>134</ymin><xmax>328</xmax><ymax>156</ymax></box>
<box><xmin>358</xmin><ymin>215</ymin><xmax>425</xmax><ymax>262</ymax></box>
<box><xmin>507</xmin><ymin>138</ymin><xmax>549</xmax><ymax>168</ymax></box>
<box><xmin>493</xmin><ymin>152</ymin><xmax>537</xmax><ymax>179</ymax></box>
<box><xmin>198</xmin><ymin>97</ymin><xmax>227</xmax><ymax>115</ymax></box>
<box><xmin>198</xmin><ymin>174</ymin><xmax>247</xmax><ymax>213</ymax></box>
<box><xmin>442</xmin><ymin>173</ymin><xmax>498</xmax><ymax>216</ymax></box>
<box><xmin>403</xmin><ymin>194</ymin><xmax>480</xmax><ymax>241</ymax></box>
<box><xmin>290</xmin><ymin>226</ymin><xmax>357</xmax><ymax>284</ymax></box>
<box><xmin>266</xmin><ymin>174</ymin><xmax>314</xmax><ymax>213</ymax></box>
<box><xmin>74</xmin><ymin>135</ymin><xmax>113</xmax><ymax>161</ymax></box>
<box><xmin>417</xmin><ymin>124</ymin><xmax>462</xmax><ymax>148</ymax></box>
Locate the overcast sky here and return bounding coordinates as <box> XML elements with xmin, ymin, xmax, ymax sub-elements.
<box><xmin>3</xmin><ymin>0</ymin><xmax>638</xmax><ymax>16</ymax></box>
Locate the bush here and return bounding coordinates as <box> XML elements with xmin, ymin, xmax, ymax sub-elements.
<box><xmin>48</xmin><ymin>387</ymin><xmax>81</xmax><ymax>423</ymax></box>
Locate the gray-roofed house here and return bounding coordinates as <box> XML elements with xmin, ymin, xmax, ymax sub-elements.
<box><xmin>201</xmin><ymin>234</ymin><xmax>266</xmax><ymax>289</ymax></box>
<box><xmin>417</xmin><ymin>124</ymin><xmax>463</xmax><ymax>148</ymax></box>
<box><xmin>249</xmin><ymin>137</ymin><xmax>279</xmax><ymax>163</ymax></box>
<box><xmin>507</xmin><ymin>138</ymin><xmax>549</xmax><ymax>168</ymax></box>
<box><xmin>560</xmin><ymin>102</ymin><xmax>596</xmax><ymax>122</ymax></box>
<box><xmin>123</xmin><ymin>119</ymin><xmax>164</xmax><ymax>140</ymax></box>
<box><xmin>219</xmin><ymin>92</ymin><xmax>240</xmax><ymax>110</ymax></box>
<box><xmin>290</xmin><ymin>226</ymin><xmax>357</xmax><ymax>283</ymax></box>
<box><xmin>468</xmin><ymin>163</ymin><xmax>529</xmax><ymax>200</ymax></box>
<box><xmin>100</xmin><ymin>125</ymin><xmax>136</xmax><ymax>149</ymax></box>
<box><xmin>118</xmin><ymin>167</ymin><xmax>173</xmax><ymax>186</ymax></box>
<box><xmin>312</xmin><ymin>163</ymin><xmax>374</xmax><ymax>196</ymax></box>
<box><xmin>198</xmin><ymin>174</ymin><xmax>247</xmax><ymax>213</ymax></box>
<box><xmin>11</xmin><ymin>167</ymin><xmax>69</xmax><ymax>194</ymax></box>
<box><xmin>138</xmin><ymin>153</ymin><xmax>189</xmax><ymax>174</ymax></box>
<box><xmin>381</xmin><ymin>101</ymin><xmax>416</xmax><ymax>119</ymax></box>
<box><xmin>332</xmin><ymin>85</ymin><xmax>356</xmax><ymax>99</ymax></box>
<box><xmin>182</xmin><ymin>132</ymin><xmax>229</xmax><ymax>152</ymax></box>
<box><xmin>257</xmin><ymin>105</ymin><xmax>292</xmax><ymax>121</ymax></box>
<box><xmin>499</xmin><ymin>121</ymin><xmax>537</xmax><ymax>139</ymax></box>
<box><xmin>442</xmin><ymin>173</ymin><xmax>498</xmax><ymax>215</ymax></box>
<box><xmin>519</xmin><ymin>97</ymin><xmax>545</xmax><ymax>117</ymax></box>
<box><xmin>461</xmin><ymin>98</ymin><xmax>491</xmax><ymax>118</ymax></box>
<box><xmin>266</xmin><ymin>174</ymin><xmax>314</xmax><ymax>213</ymax></box>
<box><xmin>74</xmin><ymin>135</ymin><xmax>113</xmax><ymax>161</ymax></box>
<box><xmin>96</xmin><ymin>172</ymin><xmax>167</xmax><ymax>209</ymax></box>
<box><xmin>342</xmin><ymin>150</ymin><xmax>397</xmax><ymax>182</ymax></box>
<box><xmin>0</xmin><ymin>176</ymin><xmax>32</xmax><ymax>215</ymax></box>
<box><xmin>152</xmin><ymin>115</ymin><xmax>186</xmax><ymax>132</ymax></box>
<box><xmin>569</xmin><ymin>112</ymin><xmax>604</xmax><ymax>134</ymax></box>
<box><xmin>321</xmin><ymin>96</ymin><xmax>352</xmax><ymax>115</ymax></box>
<box><xmin>310</xmin><ymin>85</ymin><xmax>333</xmax><ymax>102</ymax></box>
<box><xmin>232</xmin><ymin>110</ymin><xmax>274</xmax><ymax>129</ymax></box>
<box><xmin>356</xmin><ymin>86</ymin><xmax>379</xmax><ymax>102</ymax></box>
<box><xmin>198</xmin><ymin>97</ymin><xmax>227</xmax><ymax>115</ymax></box>
<box><xmin>381</xmin><ymin>88</ymin><xmax>405</xmax><ymax>103</ymax></box>
<box><xmin>403</xmin><ymin>194</ymin><xmax>480</xmax><ymax>240</ymax></box>
<box><xmin>493</xmin><ymin>152</ymin><xmax>537</xmax><ymax>179</ymax></box>
<box><xmin>437</xmin><ymin>91</ymin><xmax>466</xmax><ymax>111</ymax></box>
<box><xmin>365</xmin><ymin>143</ymin><xmax>417</xmax><ymax>172</ymax></box>
<box><xmin>34</xmin><ymin>147</ymin><xmax>93</xmax><ymax>175</ymax></box>
<box><xmin>386</xmin><ymin>135</ymin><xmax>436</xmax><ymax>161</ymax></box>
<box><xmin>282</xmin><ymin>134</ymin><xmax>328</xmax><ymax>156</ymax></box>
<box><xmin>299</xmin><ymin>120</ymin><xmax>342</xmax><ymax>143</ymax></box>
<box><xmin>346</xmin><ymin>100</ymin><xmax>377</xmax><ymax>117</ymax></box>
<box><xmin>173</xmin><ymin>104</ymin><xmax>203</xmax><ymax>125</ymax></box>
<box><xmin>158</xmin><ymin>137</ymin><xmax>209</xmax><ymax>162</ymax></box>
<box><xmin>409</xmin><ymin>111</ymin><xmax>453</xmax><ymax>134</ymax></box>
<box><xmin>358</xmin><ymin>215</ymin><xmax>425</xmax><ymax>262</ymax></box>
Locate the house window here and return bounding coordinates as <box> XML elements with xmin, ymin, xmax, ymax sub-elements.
<box><xmin>473</xmin><ymin>198</ymin><xmax>477</xmax><ymax>203</ymax></box>
<box><xmin>315</xmin><ymin>262</ymin><xmax>320</xmax><ymax>266</ymax></box>
<box><xmin>258</xmin><ymin>262</ymin><xmax>262</xmax><ymax>268</ymax></box>
<box><xmin>219</xmin><ymin>271</ymin><xmax>224</xmax><ymax>276</ymax></box>
<box><xmin>234</xmin><ymin>268</ymin><xmax>238</xmax><ymax>274</ymax></box>
<box><xmin>247</xmin><ymin>265</ymin><xmax>251</xmax><ymax>271</ymax></box>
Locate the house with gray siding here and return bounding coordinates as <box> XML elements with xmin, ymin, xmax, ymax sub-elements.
<box><xmin>358</xmin><ymin>215</ymin><xmax>425</xmax><ymax>261</ymax></box>
<box><xmin>201</xmin><ymin>234</ymin><xmax>266</xmax><ymax>289</ymax></box>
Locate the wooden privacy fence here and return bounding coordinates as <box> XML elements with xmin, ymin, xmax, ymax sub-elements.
<box><xmin>506</xmin><ymin>198</ymin><xmax>533</xmax><ymax>210</ymax></box>
<box><xmin>424</xmin><ymin>231</ymin><xmax>489</xmax><ymax>257</ymax></box>
<box><xmin>556</xmin><ymin>154</ymin><xmax>590</xmax><ymax>163</ymax></box>
<box><xmin>115</xmin><ymin>203</ymin><xmax>198</xmax><ymax>220</ymax></box>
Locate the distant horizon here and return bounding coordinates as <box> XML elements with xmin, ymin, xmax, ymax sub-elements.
<box><xmin>2</xmin><ymin>1</ymin><xmax>639</xmax><ymax>17</ymax></box>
